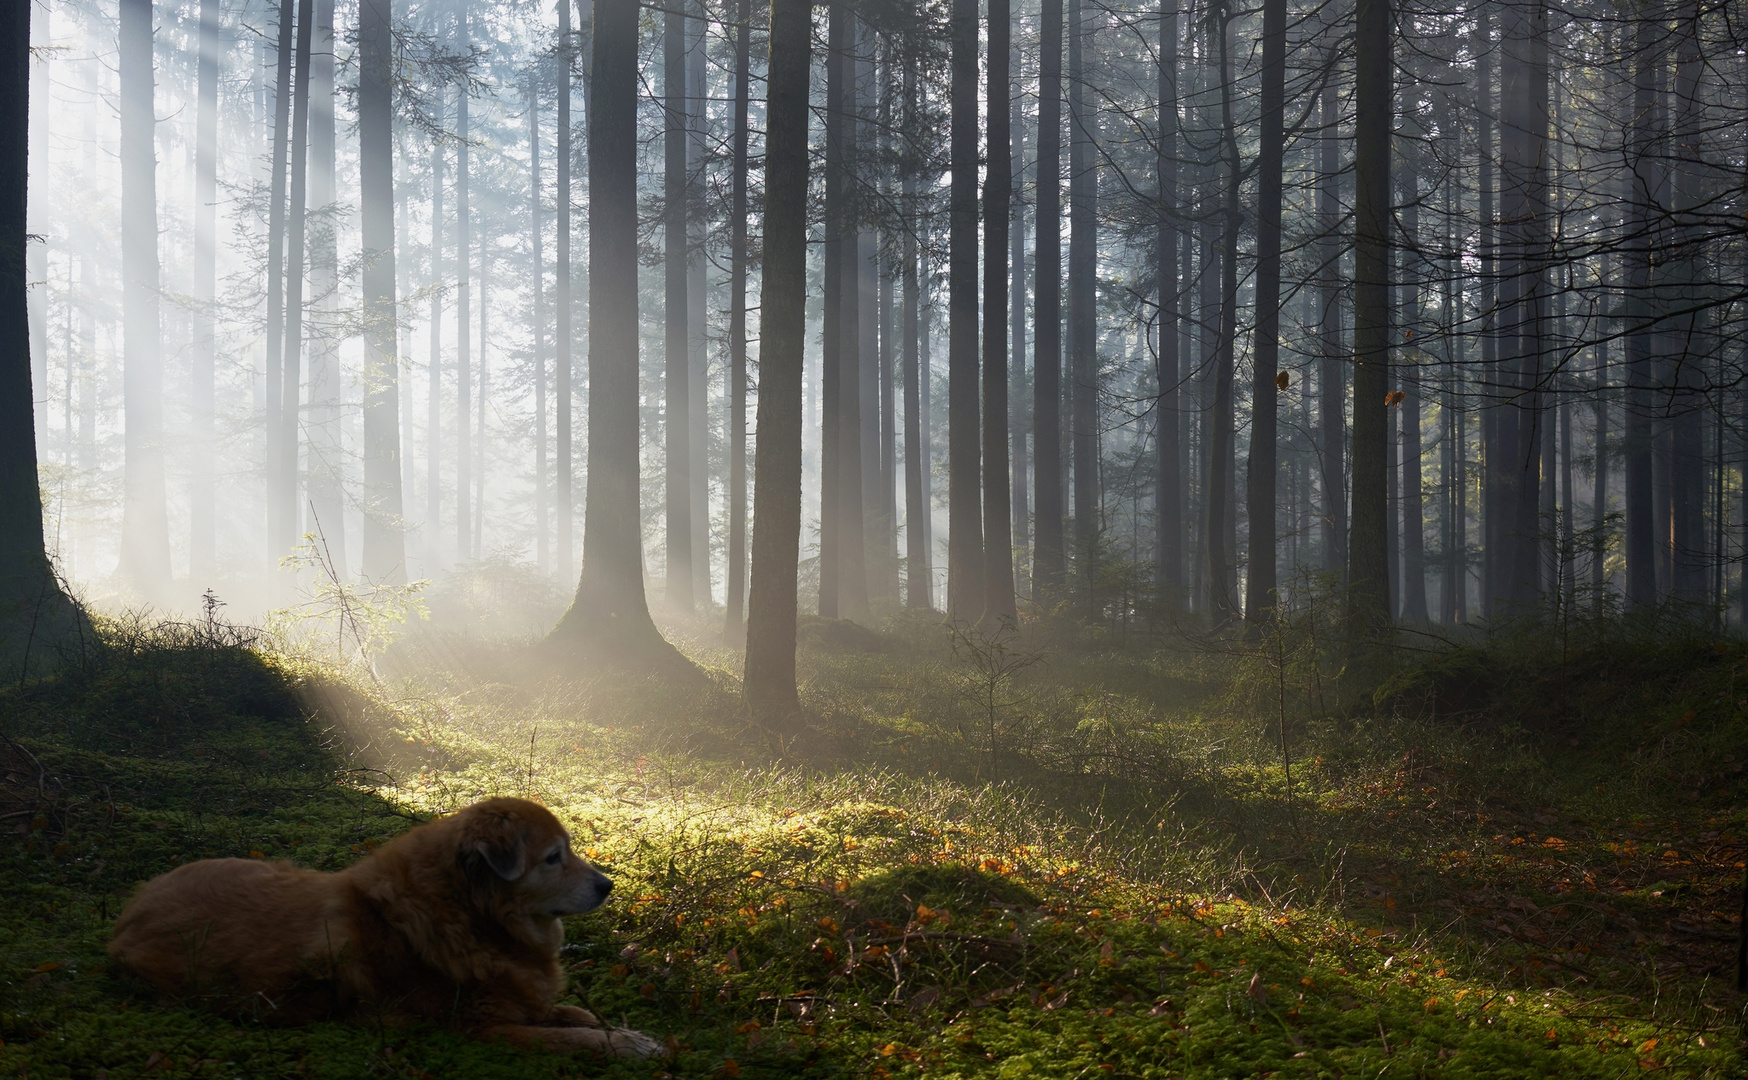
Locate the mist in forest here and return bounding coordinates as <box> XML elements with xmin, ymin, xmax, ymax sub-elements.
<box><xmin>23</xmin><ymin>0</ymin><xmax>1748</xmax><ymax>639</ymax></box>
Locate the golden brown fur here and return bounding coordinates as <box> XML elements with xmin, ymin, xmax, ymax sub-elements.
<box><xmin>108</xmin><ymin>797</ymin><xmax>658</xmax><ymax>1056</ymax></box>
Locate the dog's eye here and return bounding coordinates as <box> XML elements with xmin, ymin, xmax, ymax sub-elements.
<box><xmin>545</xmin><ymin>850</ymin><xmax>562</xmax><ymax>865</ymax></box>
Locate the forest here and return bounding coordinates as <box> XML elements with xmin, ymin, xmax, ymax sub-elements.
<box><xmin>2</xmin><ymin>0</ymin><xmax>1748</xmax><ymax>1074</ymax></box>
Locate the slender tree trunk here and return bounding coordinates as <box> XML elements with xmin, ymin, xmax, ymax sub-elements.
<box><xmin>1032</xmin><ymin>0</ymin><xmax>1065</xmax><ymax>599</ymax></box>
<box><xmin>263</xmin><ymin>0</ymin><xmax>294</xmax><ymax>571</ymax></box>
<box><xmin>552</xmin><ymin>0</ymin><xmax>677</xmax><ymax>663</ymax></box>
<box><xmin>307</xmin><ymin>0</ymin><xmax>344</xmax><ymax>570</ymax></box>
<box><xmin>1009</xmin><ymin>75</ymin><xmax>1029</xmax><ymax>594</ymax></box>
<box><xmin>475</xmin><ymin>248</ymin><xmax>488</xmax><ymax>555</ymax></box>
<box><xmin>1346</xmin><ymin>0</ymin><xmax>1392</xmax><ymax>638</ymax></box>
<box><xmin>983</xmin><ymin>0</ymin><xmax>1016</xmax><ymax>623</ymax></box>
<box><xmin>426</xmin><ymin>129</ymin><xmax>443</xmax><ymax>568</ymax></box>
<box><xmin>118</xmin><ymin>0</ymin><xmax>170</xmax><ymax>589</ymax></box>
<box><xmin>1155</xmin><ymin>0</ymin><xmax>1181</xmax><ymax>612</ymax></box>
<box><xmin>1246</xmin><ymin>0</ymin><xmax>1284</xmax><ymax>623</ymax></box>
<box><xmin>664</xmin><ymin>2</ymin><xmax>693</xmax><ymax>613</ymax></box>
<box><xmin>531</xmin><ymin>88</ymin><xmax>548</xmax><ymax>573</ymax></box>
<box><xmin>556</xmin><ymin>0</ymin><xmax>575</xmax><ymax>577</ymax></box>
<box><xmin>819</xmin><ymin>4</ymin><xmax>845</xmax><ymax>618</ymax></box>
<box><xmin>277</xmin><ymin>0</ymin><xmax>315</xmax><ymax>559</ymax></box>
<box><xmin>902</xmin><ymin>44</ymin><xmax>929</xmax><ymax>609</ymax></box>
<box><xmin>725</xmin><ymin>0</ymin><xmax>751</xmax><ymax>639</ymax></box>
<box><xmin>1206</xmin><ymin>9</ymin><xmax>1239</xmax><ymax>626</ymax></box>
<box><xmin>947</xmin><ymin>0</ymin><xmax>984</xmax><ymax>620</ymax></box>
<box><xmin>1317</xmin><ymin>54</ymin><xmax>1345</xmax><ymax>582</ymax></box>
<box><xmin>456</xmin><ymin>75</ymin><xmax>473</xmax><ymax>562</ymax></box>
<box><xmin>1399</xmin><ymin>167</ymin><xmax>1427</xmax><ymax>622</ymax></box>
<box><xmin>191</xmin><ymin>0</ymin><xmax>221</xmax><ymax>578</ymax></box>
<box><xmin>1068</xmin><ymin>0</ymin><xmax>1099</xmax><ymax>612</ymax></box>
<box><xmin>1668</xmin><ymin>0</ymin><xmax>1706</xmax><ymax>605</ymax></box>
<box><xmin>743</xmin><ymin>0</ymin><xmax>812</xmax><ymax>727</ymax></box>
<box><xmin>839</xmin><ymin>17</ymin><xmax>869</xmax><ymax>623</ymax></box>
<box><xmin>688</xmin><ymin>1</ymin><xmax>710</xmax><ymax>606</ymax></box>
<box><xmin>358</xmin><ymin>0</ymin><xmax>405</xmax><ymax>582</ymax></box>
<box><xmin>1476</xmin><ymin>9</ymin><xmax>1503</xmax><ymax>617</ymax></box>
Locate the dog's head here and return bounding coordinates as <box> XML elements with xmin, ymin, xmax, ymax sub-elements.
<box><xmin>457</xmin><ymin>797</ymin><xmax>614</xmax><ymax>917</ymax></box>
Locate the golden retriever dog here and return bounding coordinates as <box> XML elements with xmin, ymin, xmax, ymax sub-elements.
<box><xmin>109</xmin><ymin>796</ymin><xmax>660</xmax><ymax>1056</ymax></box>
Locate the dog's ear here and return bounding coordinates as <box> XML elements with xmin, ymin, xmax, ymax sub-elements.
<box><xmin>472</xmin><ymin>829</ymin><xmax>529</xmax><ymax>881</ymax></box>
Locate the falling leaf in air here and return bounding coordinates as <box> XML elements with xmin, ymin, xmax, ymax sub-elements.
<box><xmin>1275</xmin><ymin>370</ymin><xmax>1289</xmax><ymax>390</ymax></box>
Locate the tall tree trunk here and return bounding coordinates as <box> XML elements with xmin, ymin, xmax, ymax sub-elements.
<box><xmin>307</xmin><ymin>0</ymin><xmax>344</xmax><ymax>571</ymax></box>
<box><xmin>118</xmin><ymin>0</ymin><xmax>171</xmax><ymax>590</ymax></box>
<box><xmin>856</xmin><ymin>26</ymin><xmax>880</xmax><ymax>608</ymax></box>
<box><xmin>1476</xmin><ymin>8</ymin><xmax>1504</xmax><ymax>616</ymax></box>
<box><xmin>1068</xmin><ymin>0</ymin><xmax>1098</xmax><ymax>612</ymax></box>
<box><xmin>743</xmin><ymin>0</ymin><xmax>812</xmax><ymax>727</ymax></box>
<box><xmin>456</xmin><ymin>75</ymin><xmax>472</xmax><ymax>562</ymax></box>
<box><xmin>426</xmin><ymin>128</ymin><xmax>443</xmax><ymax>568</ymax></box>
<box><xmin>839</xmin><ymin>16</ymin><xmax>869</xmax><ymax>623</ymax></box>
<box><xmin>531</xmin><ymin>87</ymin><xmax>548</xmax><ymax>573</ymax></box>
<box><xmin>1</xmin><ymin>0</ymin><xmax>80</xmax><ymax>676</ymax></box>
<box><xmin>664</xmin><ymin>2</ymin><xmax>693</xmax><ymax>613</ymax></box>
<box><xmin>277</xmin><ymin>0</ymin><xmax>314</xmax><ymax>560</ymax></box>
<box><xmin>475</xmin><ymin>247</ymin><xmax>489</xmax><ymax>554</ymax></box>
<box><xmin>357</xmin><ymin>0</ymin><xmax>405</xmax><ymax>582</ymax></box>
<box><xmin>552</xmin><ymin>0</ymin><xmax>678</xmax><ymax>663</ymax></box>
<box><xmin>982</xmin><ymin>0</ymin><xmax>1016</xmax><ymax>623</ymax></box>
<box><xmin>191</xmin><ymin>0</ymin><xmax>221</xmax><ymax>579</ymax></box>
<box><xmin>1009</xmin><ymin>75</ymin><xmax>1029</xmax><ymax>594</ymax></box>
<box><xmin>725</xmin><ymin>0</ymin><xmax>751</xmax><ymax>638</ymax></box>
<box><xmin>947</xmin><ymin>0</ymin><xmax>984</xmax><ymax>620</ymax></box>
<box><xmin>1345</xmin><ymin>0</ymin><xmax>1392</xmax><ymax>639</ymax></box>
<box><xmin>1155</xmin><ymin>0</ymin><xmax>1182</xmax><ymax>611</ymax></box>
<box><xmin>902</xmin><ymin>43</ymin><xmax>929</xmax><ymax>609</ymax></box>
<box><xmin>1317</xmin><ymin>52</ymin><xmax>1345</xmax><ymax>582</ymax></box>
<box><xmin>1246</xmin><ymin>0</ymin><xmax>1284</xmax><ymax>623</ymax></box>
<box><xmin>556</xmin><ymin>0</ymin><xmax>575</xmax><ymax>577</ymax></box>
<box><xmin>1497</xmin><ymin>0</ymin><xmax>1549</xmax><ymax>611</ymax></box>
<box><xmin>1398</xmin><ymin>162</ymin><xmax>1427</xmax><ymax>622</ymax></box>
<box><xmin>1668</xmin><ymin>0</ymin><xmax>1706</xmax><ymax>605</ymax></box>
<box><xmin>263</xmin><ymin>0</ymin><xmax>294</xmax><ymax>572</ymax></box>
<box><xmin>819</xmin><ymin>4</ymin><xmax>845</xmax><ymax>618</ymax></box>
<box><xmin>1032</xmin><ymin>0</ymin><xmax>1065</xmax><ymax>598</ymax></box>
<box><xmin>688</xmin><ymin>1</ymin><xmax>710</xmax><ymax>607</ymax></box>
<box><xmin>1206</xmin><ymin>8</ymin><xmax>1238</xmax><ymax>626</ymax></box>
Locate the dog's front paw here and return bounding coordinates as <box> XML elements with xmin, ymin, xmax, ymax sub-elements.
<box><xmin>550</xmin><ymin>1004</ymin><xmax>603</xmax><ymax>1027</ymax></box>
<box><xmin>605</xmin><ymin>1026</ymin><xmax>666</xmax><ymax>1058</ymax></box>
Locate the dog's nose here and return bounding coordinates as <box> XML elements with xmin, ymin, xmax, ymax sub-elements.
<box><xmin>597</xmin><ymin>874</ymin><xmax>613</xmax><ymax>898</ymax></box>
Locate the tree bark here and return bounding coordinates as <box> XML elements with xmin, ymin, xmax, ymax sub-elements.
<box><xmin>556</xmin><ymin>0</ymin><xmax>575</xmax><ymax>577</ymax></box>
<box><xmin>456</xmin><ymin>72</ymin><xmax>473</xmax><ymax>562</ymax></box>
<box><xmin>1345</xmin><ymin>0</ymin><xmax>1392</xmax><ymax>640</ymax></box>
<box><xmin>426</xmin><ymin>125</ymin><xmax>444</xmax><ymax>568</ymax></box>
<box><xmin>1068</xmin><ymin>0</ymin><xmax>1098</xmax><ymax>613</ymax></box>
<box><xmin>191</xmin><ymin>0</ymin><xmax>221</xmax><ymax>579</ymax></box>
<box><xmin>902</xmin><ymin>42</ymin><xmax>929</xmax><ymax>609</ymax></box>
<box><xmin>1156</xmin><ymin>0</ymin><xmax>1182</xmax><ymax>611</ymax></box>
<box><xmin>819</xmin><ymin>4</ymin><xmax>846</xmax><ymax>618</ymax></box>
<box><xmin>743</xmin><ymin>0</ymin><xmax>812</xmax><ymax>727</ymax></box>
<box><xmin>531</xmin><ymin>87</ymin><xmax>548</xmax><ymax>573</ymax></box>
<box><xmin>262</xmin><ymin>0</ymin><xmax>294</xmax><ymax>573</ymax></box>
<box><xmin>948</xmin><ymin>0</ymin><xmax>984</xmax><ymax>620</ymax></box>
<box><xmin>1206</xmin><ymin>8</ymin><xmax>1238</xmax><ymax>626</ymax></box>
<box><xmin>358</xmin><ymin>0</ymin><xmax>405</xmax><ymax>582</ymax></box>
<box><xmin>277</xmin><ymin>0</ymin><xmax>315</xmax><ymax>559</ymax></box>
<box><xmin>982</xmin><ymin>0</ymin><xmax>1016</xmax><ymax>623</ymax></box>
<box><xmin>1317</xmin><ymin>51</ymin><xmax>1345</xmax><ymax>583</ymax></box>
<box><xmin>551</xmin><ymin>0</ymin><xmax>679</xmax><ymax>664</ymax></box>
<box><xmin>0</xmin><ymin>0</ymin><xmax>81</xmax><ymax>677</ymax></box>
<box><xmin>725</xmin><ymin>0</ymin><xmax>752</xmax><ymax>639</ymax></box>
<box><xmin>664</xmin><ymin>2</ymin><xmax>693</xmax><ymax>613</ymax></box>
<box><xmin>307</xmin><ymin>0</ymin><xmax>344</xmax><ymax>572</ymax></box>
<box><xmin>1246</xmin><ymin>0</ymin><xmax>1285</xmax><ymax>623</ymax></box>
<box><xmin>1032</xmin><ymin>0</ymin><xmax>1064</xmax><ymax>599</ymax></box>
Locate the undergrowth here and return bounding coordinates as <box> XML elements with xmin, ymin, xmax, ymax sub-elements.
<box><xmin>1</xmin><ymin>603</ymin><xmax>1745</xmax><ymax>1078</ymax></box>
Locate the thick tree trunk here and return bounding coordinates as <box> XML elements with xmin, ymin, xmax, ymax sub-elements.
<box><xmin>1246</xmin><ymin>0</ymin><xmax>1284</xmax><ymax>623</ymax></box>
<box><xmin>982</xmin><ymin>0</ymin><xmax>1016</xmax><ymax>623</ymax></box>
<box><xmin>743</xmin><ymin>0</ymin><xmax>812</xmax><ymax>727</ymax></box>
<box><xmin>1032</xmin><ymin>0</ymin><xmax>1065</xmax><ymax>599</ymax></box>
<box><xmin>357</xmin><ymin>0</ymin><xmax>405</xmax><ymax>582</ymax></box>
<box><xmin>551</xmin><ymin>0</ymin><xmax>677</xmax><ymax>664</ymax></box>
<box><xmin>1668</xmin><ymin>0</ymin><xmax>1706</xmax><ymax>606</ymax></box>
<box><xmin>1345</xmin><ymin>0</ymin><xmax>1392</xmax><ymax>639</ymax></box>
<box><xmin>664</xmin><ymin>3</ymin><xmax>693</xmax><ymax>613</ymax></box>
<box><xmin>725</xmin><ymin>0</ymin><xmax>751</xmax><ymax>639</ymax></box>
<box><xmin>118</xmin><ymin>0</ymin><xmax>171</xmax><ymax>590</ymax></box>
<box><xmin>0</xmin><ymin>0</ymin><xmax>80</xmax><ymax>677</ymax></box>
<box><xmin>947</xmin><ymin>0</ymin><xmax>984</xmax><ymax>620</ymax></box>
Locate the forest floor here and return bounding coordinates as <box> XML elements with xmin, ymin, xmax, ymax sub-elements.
<box><xmin>2</xmin><ymin>597</ymin><xmax>1747</xmax><ymax>1078</ymax></box>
